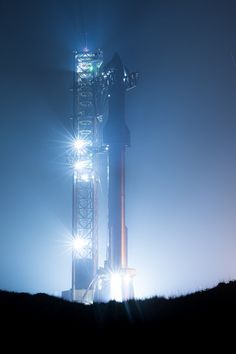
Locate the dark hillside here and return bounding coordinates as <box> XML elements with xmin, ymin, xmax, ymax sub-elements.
<box><xmin>1</xmin><ymin>281</ymin><xmax>235</xmax><ymax>347</ymax></box>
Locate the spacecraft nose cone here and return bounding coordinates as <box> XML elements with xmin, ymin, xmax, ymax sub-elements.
<box><xmin>112</xmin><ymin>52</ymin><xmax>122</xmax><ymax>61</ymax></box>
<box><xmin>111</xmin><ymin>52</ymin><xmax>123</xmax><ymax>70</ymax></box>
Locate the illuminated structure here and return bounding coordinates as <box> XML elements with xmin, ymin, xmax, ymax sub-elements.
<box><xmin>94</xmin><ymin>53</ymin><xmax>138</xmax><ymax>302</ymax></box>
<box><xmin>62</xmin><ymin>48</ymin><xmax>138</xmax><ymax>303</ymax></box>
<box><xmin>70</xmin><ymin>49</ymin><xmax>103</xmax><ymax>303</ymax></box>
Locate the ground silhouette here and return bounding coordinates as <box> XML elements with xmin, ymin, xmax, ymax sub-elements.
<box><xmin>1</xmin><ymin>281</ymin><xmax>235</xmax><ymax>348</ymax></box>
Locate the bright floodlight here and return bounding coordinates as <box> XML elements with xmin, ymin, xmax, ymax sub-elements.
<box><xmin>73</xmin><ymin>139</ymin><xmax>87</xmax><ymax>152</ymax></box>
<box><xmin>124</xmin><ymin>273</ymin><xmax>131</xmax><ymax>283</ymax></box>
<box><xmin>81</xmin><ymin>173</ymin><xmax>90</xmax><ymax>182</ymax></box>
<box><xmin>74</xmin><ymin>160</ymin><xmax>87</xmax><ymax>171</ymax></box>
<box><xmin>72</xmin><ymin>237</ymin><xmax>88</xmax><ymax>252</ymax></box>
<box><xmin>110</xmin><ymin>273</ymin><xmax>122</xmax><ymax>302</ymax></box>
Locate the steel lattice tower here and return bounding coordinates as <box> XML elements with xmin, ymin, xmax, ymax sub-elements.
<box><xmin>61</xmin><ymin>48</ymin><xmax>138</xmax><ymax>303</ymax></box>
<box><xmin>71</xmin><ymin>49</ymin><xmax>103</xmax><ymax>303</ymax></box>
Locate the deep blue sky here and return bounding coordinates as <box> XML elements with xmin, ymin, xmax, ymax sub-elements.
<box><xmin>0</xmin><ymin>0</ymin><xmax>236</xmax><ymax>298</ymax></box>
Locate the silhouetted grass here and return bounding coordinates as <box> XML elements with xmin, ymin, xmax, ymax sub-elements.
<box><xmin>0</xmin><ymin>281</ymin><xmax>235</xmax><ymax>347</ymax></box>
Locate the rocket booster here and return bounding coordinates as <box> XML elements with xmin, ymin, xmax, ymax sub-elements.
<box><xmin>103</xmin><ymin>53</ymin><xmax>130</xmax><ymax>271</ymax></box>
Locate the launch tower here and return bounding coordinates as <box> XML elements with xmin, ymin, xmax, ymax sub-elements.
<box><xmin>62</xmin><ymin>48</ymin><xmax>138</xmax><ymax>303</ymax></box>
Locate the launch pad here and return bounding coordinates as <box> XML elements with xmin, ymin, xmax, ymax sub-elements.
<box><xmin>62</xmin><ymin>48</ymin><xmax>138</xmax><ymax>303</ymax></box>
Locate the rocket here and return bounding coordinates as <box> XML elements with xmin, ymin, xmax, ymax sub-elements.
<box><xmin>103</xmin><ymin>53</ymin><xmax>130</xmax><ymax>272</ymax></box>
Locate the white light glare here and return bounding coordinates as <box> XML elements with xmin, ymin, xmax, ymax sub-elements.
<box><xmin>80</xmin><ymin>173</ymin><xmax>94</xmax><ymax>182</ymax></box>
<box><xmin>124</xmin><ymin>274</ymin><xmax>131</xmax><ymax>283</ymax></box>
<box><xmin>72</xmin><ymin>237</ymin><xmax>88</xmax><ymax>252</ymax></box>
<box><xmin>74</xmin><ymin>160</ymin><xmax>90</xmax><ymax>171</ymax></box>
<box><xmin>73</xmin><ymin>139</ymin><xmax>87</xmax><ymax>152</ymax></box>
<box><xmin>110</xmin><ymin>273</ymin><xmax>122</xmax><ymax>302</ymax></box>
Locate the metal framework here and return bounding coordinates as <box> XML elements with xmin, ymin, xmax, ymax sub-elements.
<box><xmin>68</xmin><ymin>48</ymin><xmax>138</xmax><ymax>303</ymax></box>
<box><xmin>71</xmin><ymin>49</ymin><xmax>103</xmax><ymax>302</ymax></box>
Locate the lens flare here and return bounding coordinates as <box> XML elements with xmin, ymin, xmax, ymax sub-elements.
<box><xmin>110</xmin><ymin>273</ymin><xmax>123</xmax><ymax>302</ymax></box>
<box><xmin>73</xmin><ymin>139</ymin><xmax>87</xmax><ymax>152</ymax></box>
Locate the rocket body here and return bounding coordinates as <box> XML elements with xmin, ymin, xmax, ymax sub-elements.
<box><xmin>103</xmin><ymin>54</ymin><xmax>130</xmax><ymax>272</ymax></box>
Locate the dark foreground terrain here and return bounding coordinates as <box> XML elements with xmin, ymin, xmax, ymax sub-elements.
<box><xmin>0</xmin><ymin>281</ymin><xmax>235</xmax><ymax>348</ymax></box>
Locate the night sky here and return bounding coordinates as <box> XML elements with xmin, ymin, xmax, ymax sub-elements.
<box><xmin>1</xmin><ymin>0</ymin><xmax>236</xmax><ymax>298</ymax></box>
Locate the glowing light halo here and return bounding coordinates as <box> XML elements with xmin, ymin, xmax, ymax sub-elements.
<box><xmin>74</xmin><ymin>160</ymin><xmax>91</xmax><ymax>171</ymax></box>
<box><xmin>110</xmin><ymin>273</ymin><xmax>123</xmax><ymax>302</ymax></box>
<box><xmin>72</xmin><ymin>236</ymin><xmax>90</xmax><ymax>258</ymax></box>
<box><xmin>72</xmin><ymin>237</ymin><xmax>87</xmax><ymax>251</ymax></box>
<box><xmin>80</xmin><ymin>173</ymin><xmax>91</xmax><ymax>182</ymax></box>
<box><xmin>59</xmin><ymin>231</ymin><xmax>91</xmax><ymax>257</ymax></box>
<box><xmin>73</xmin><ymin>138</ymin><xmax>87</xmax><ymax>152</ymax></box>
